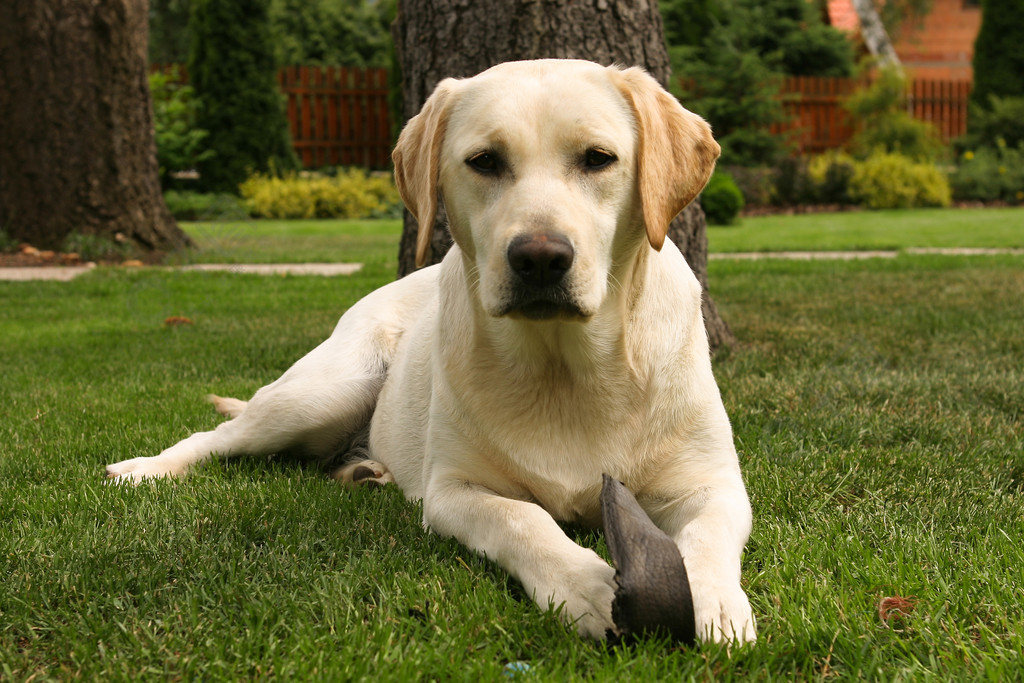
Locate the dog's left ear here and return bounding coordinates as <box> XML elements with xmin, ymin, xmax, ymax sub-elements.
<box><xmin>393</xmin><ymin>79</ymin><xmax>457</xmax><ymax>269</ymax></box>
<box><xmin>611</xmin><ymin>67</ymin><xmax>721</xmax><ymax>251</ymax></box>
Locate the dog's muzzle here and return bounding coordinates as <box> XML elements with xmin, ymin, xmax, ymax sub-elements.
<box><xmin>503</xmin><ymin>233</ymin><xmax>584</xmax><ymax>320</ymax></box>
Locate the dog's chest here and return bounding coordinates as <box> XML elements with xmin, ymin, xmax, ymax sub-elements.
<box><xmin>454</xmin><ymin>365</ymin><xmax>651</xmax><ymax>522</ymax></box>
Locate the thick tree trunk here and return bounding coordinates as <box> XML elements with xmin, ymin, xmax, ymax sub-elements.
<box><xmin>392</xmin><ymin>0</ymin><xmax>734</xmax><ymax>351</ymax></box>
<box><xmin>0</xmin><ymin>0</ymin><xmax>191</xmax><ymax>254</ymax></box>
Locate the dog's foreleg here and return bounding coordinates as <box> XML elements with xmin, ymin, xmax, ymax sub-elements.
<box><xmin>423</xmin><ymin>475</ymin><xmax>617</xmax><ymax>639</ymax></box>
<box><xmin>647</xmin><ymin>474</ymin><xmax>757</xmax><ymax>644</ymax></box>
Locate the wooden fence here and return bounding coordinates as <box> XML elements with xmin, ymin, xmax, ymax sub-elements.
<box><xmin>771</xmin><ymin>75</ymin><xmax>972</xmax><ymax>155</ymax></box>
<box><xmin>152</xmin><ymin>64</ymin><xmax>392</xmax><ymax>169</ymax></box>
<box><xmin>155</xmin><ymin>66</ymin><xmax>971</xmax><ymax>166</ymax></box>
<box><xmin>277</xmin><ymin>66</ymin><xmax>391</xmax><ymax>168</ymax></box>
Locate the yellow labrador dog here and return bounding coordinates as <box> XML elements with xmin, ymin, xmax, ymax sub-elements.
<box><xmin>107</xmin><ymin>59</ymin><xmax>756</xmax><ymax>644</ymax></box>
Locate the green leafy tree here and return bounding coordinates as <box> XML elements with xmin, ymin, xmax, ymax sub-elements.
<box><xmin>269</xmin><ymin>0</ymin><xmax>392</xmax><ymax>67</ymax></box>
<box><xmin>971</xmin><ymin>0</ymin><xmax>1024</xmax><ymax>109</ymax></box>
<box><xmin>150</xmin><ymin>0</ymin><xmax>393</xmax><ymax>68</ymax></box>
<box><xmin>845</xmin><ymin>67</ymin><xmax>944</xmax><ymax>162</ymax></box>
<box><xmin>673</xmin><ymin>42</ymin><xmax>785</xmax><ymax>167</ymax></box>
<box><xmin>662</xmin><ymin>0</ymin><xmax>854</xmax><ymax>77</ymax></box>
<box><xmin>149</xmin><ymin>68</ymin><xmax>214</xmax><ymax>189</ymax></box>
<box><xmin>149</xmin><ymin>0</ymin><xmax>190</xmax><ymax>64</ymax></box>
<box><xmin>959</xmin><ymin>96</ymin><xmax>1024</xmax><ymax>151</ymax></box>
<box><xmin>661</xmin><ymin>0</ymin><xmax>854</xmax><ymax>166</ymax></box>
<box><xmin>955</xmin><ymin>0</ymin><xmax>1024</xmax><ymax>204</ymax></box>
<box><xmin>188</xmin><ymin>0</ymin><xmax>298</xmax><ymax>193</ymax></box>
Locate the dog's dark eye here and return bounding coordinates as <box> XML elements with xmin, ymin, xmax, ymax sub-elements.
<box><xmin>467</xmin><ymin>151</ymin><xmax>500</xmax><ymax>174</ymax></box>
<box><xmin>584</xmin><ymin>148</ymin><xmax>616</xmax><ymax>170</ymax></box>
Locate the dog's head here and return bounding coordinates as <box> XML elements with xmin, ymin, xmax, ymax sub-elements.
<box><xmin>393</xmin><ymin>60</ymin><xmax>719</xmax><ymax>322</ymax></box>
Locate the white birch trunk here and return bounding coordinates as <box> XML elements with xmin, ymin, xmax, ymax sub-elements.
<box><xmin>852</xmin><ymin>0</ymin><xmax>903</xmax><ymax>70</ymax></box>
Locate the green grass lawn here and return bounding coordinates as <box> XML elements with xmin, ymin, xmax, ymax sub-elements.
<box><xmin>176</xmin><ymin>218</ymin><xmax>404</xmax><ymax>269</ymax></box>
<box><xmin>2</xmin><ymin>209</ymin><xmax>1022</xmax><ymax>679</ymax></box>
<box><xmin>710</xmin><ymin>206</ymin><xmax>1024</xmax><ymax>252</ymax></box>
<box><xmin>168</xmin><ymin>207</ymin><xmax>1024</xmax><ymax>266</ymax></box>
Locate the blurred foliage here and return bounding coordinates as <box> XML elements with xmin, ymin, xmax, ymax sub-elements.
<box><xmin>188</xmin><ymin>0</ymin><xmax>298</xmax><ymax>193</ymax></box>
<box><xmin>950</xmin><ymin>143</ymin><xmax>1024</xmax><ymax>204</ymax></box>
<box><xmin>957</xmin><ymin>95</ymin><xmax>1024</xmax><ymax>153</ymax></box>
<box><xmin>150</xmin><ymin>0</ymin><xmax>393</xmax><ymax>68</ymax></box>
<box><xmin>239</xmin><ymin>168</ymin><xmax>401</xmax><ymax>219</ymax></box>
<box><xmin>661</xmin><ymin>0</ymin><xmax>854</xmax><ymax>166</ymax></box>
<box><xmin>163</xmin><ymin>191</ymin><xmax>249</xmax><ymax>221</ymax></box>
<box><xmin>149</xmin><ymin>67</ymin><xmax>214</xmax><ymax>189</ymax></box>
<box><xmin>701</xmin><ymin>171</ymin><xmax>745</xmax><ymax>225</ymax></box>
<box><xmin>845</xmin><ymin>68</ymin><xmax>945</xmax><ymax>162</ymax></box>
<box><xmin>807</xmin><ymin>151</ymin><xmax>857</xmax><ymax>205</ymax></box>
<box><xmin>270</xmin><ymin>0</ymin><xmax>394</xmax><ymax>67</ymax></box>
<box><xmin>848</xmin><ymin>151</ymin><xmax>951</xmax><ymax>209</ymax></box>
<box><xmin>970</xmin><ymin>0</ymin><xmax>1024</xmax><ymax>111</ymax></box>
<box><xmin>951</xmin><ymin>92</ymin><xmax>1024</xmax><ymax>205</ymax></box>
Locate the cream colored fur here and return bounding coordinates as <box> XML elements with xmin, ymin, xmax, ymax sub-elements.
<box><xmin>107</xmin><ymin>60</ymin><xmax>756</xmax><ymax>644</ymax></box>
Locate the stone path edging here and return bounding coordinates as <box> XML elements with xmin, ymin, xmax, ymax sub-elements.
<box><xmin>2</xmin><ymin>249</ymin><xmax>1021</xmax><ymax>281</ymax></box>
<box><xmin>0</xmin><ymin>262</ymin><xmax>362</xmax><ymax>281</ymax></box>
<box><xmin>709</xmin><ymin>247</ymin><xmax>1024</xmax><ymax>261</ymax></box>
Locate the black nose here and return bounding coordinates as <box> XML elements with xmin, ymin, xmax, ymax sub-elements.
<box><xmin>507</xmin><ymin>233</ymin><xmax>575</xmax><ymax>287</ymax></box>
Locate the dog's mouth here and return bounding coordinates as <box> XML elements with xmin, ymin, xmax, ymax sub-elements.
<box><xmin>499</xmin><ymin>289</ymin><xmax>589</xmax><ymax>321</ymax></box>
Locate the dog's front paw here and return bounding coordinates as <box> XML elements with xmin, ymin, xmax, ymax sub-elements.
<box><xmin>689</xmin><ymin>580</ymin><xmax>756</xmax><ymax>644</ymax></box>
<box><xmin>533</xmin><ymin>551</ymin><xmax>617</xmax><ymax>640</ymax></box>
<box><xmin>105</xmin><ymin>456</ymin><xmax>185</xmax><ymax>485</ymax></box>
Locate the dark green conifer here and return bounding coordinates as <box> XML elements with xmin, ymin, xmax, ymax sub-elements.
<box><xmin>188</xmin><ymin>0</ymin><xmax>297</xmax><ymax>193</ymax></box>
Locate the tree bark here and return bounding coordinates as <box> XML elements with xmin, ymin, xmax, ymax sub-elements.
<box><xmin>392</xmin><ymin>0</ymin><xmax>734</xmax><ymax>351</ymax></box>
<box><xmin>0</xmin><ymin>0</ymin><xmax>191</xmax><ymax>254</ymax></box>
<box><xmin>852</xmin><ymin>0</ymin><xmax>903</xmax><ymax>70</ymax></box>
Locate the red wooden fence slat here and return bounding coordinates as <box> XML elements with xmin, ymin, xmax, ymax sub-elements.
<box><xmin>327</xmin><ymin>66</ymin><xmax>339</xmax><ymax>166</ymax></box>
<box><xmin>278</xmin><ymin>64</ymin><xmax>393</xmax><ymax>169</ymax></box>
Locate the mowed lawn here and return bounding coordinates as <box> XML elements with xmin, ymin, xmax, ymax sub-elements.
<box><xmin>1</xmin><ymin>208</ymin><xmax>1022</xmax><ymax>679</ymax></box>
<box><xmin>709</xmin><ymin>206</ymin><xmax>1024</xmax><ymax>253</ymax></box>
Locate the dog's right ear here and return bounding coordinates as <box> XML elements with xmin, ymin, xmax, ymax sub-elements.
<box><xmin>393</xmin><ymin>80</ymin><xmax>457</xmax><ymax>269</ymax></box>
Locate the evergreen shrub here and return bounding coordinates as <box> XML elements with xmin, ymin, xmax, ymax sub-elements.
<box><xmin>722</xmin><ymin>166</ymin><xmax>774</xmax><ymax>207</ymax></box>
<box><xmin>971</xmin><ymin>0</ymin><xmax>1024</xmax><ymax>109</ymax></box>
<box><xmin>701</xmin><ymin>171</ymin><xmax>745</xmax><ymax>225</ymax></box>
<box><xmin>188</xmin><ymin>0</ymin><xmax>298</xmax><ymax>193</ymax></box>
<box><xmin>957</xmin><ymin>95</ymin><xmax>1024</xmax><ymax>153</ymax></box>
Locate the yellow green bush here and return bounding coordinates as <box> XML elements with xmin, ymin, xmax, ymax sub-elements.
<box><xmin>847</xmin><ymin>152</ymin><xmax>952</xmax><ymax>209</ymax></box>
<box><xmin>239</xmin><ymin>168</ymin><xmax>401</xmax><ymax>219</ymax></box>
